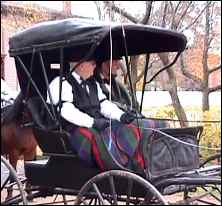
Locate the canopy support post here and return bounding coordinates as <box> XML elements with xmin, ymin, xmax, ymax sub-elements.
<box><xmin>15</xmin><ymin>56</ymin><xmax>54</xmax><ymax>120</ymax></box>
<box><xmin>58</xmin><ymin>48</ymin><xmax>64</xmax><ymax>131</ymax></box>
<box><xmin>140</xmin><ymin>54</ymin><xmax>150</xmax><ymax>113</ymax></box>
<box><xmin>39</xmin><ymin>52</ymin><xmax>57</xmax><ymax>120</ymax></box>
<box><xmin>24</xmin><ymin>48</ymin><xmax>35</xmax><ymax>101</ymax></box>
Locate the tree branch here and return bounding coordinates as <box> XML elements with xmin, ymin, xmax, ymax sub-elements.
<box><xmin>169</xmin><ymin>1</ymin><xmax>174</xmax><ymax>12</ymax></box>
<box><xmin>209</xmin><ymin>85</ymin><xmax>221</xmax><ymax>93</ymax></box>
<box><xmin>135</xmin><ymin>58</ymin><xmax>159</xmax><ymax>83</ymax></box>
<box><xmin>161</xmin><ymin>1</ymin><xmax>168</xmax><ymax>27</ymax></box>
<box><xmin>141</xmin><ymin>1</ymin><xmax>153</xmax><ymax>24</ymax></box>
<box><xmin>176</xmin><ymin>1</ymin><xmax>192</xmax><ymax>30</ymax></box>
<box><xmin>180</xmin><ymin>1</ymin><xmax>211</xmax><ymax>32</ymax></box>
<box><xmin>171</xmin><ymin>1</ymin><xmax>182</xmax><ymax>27</ymax></box>
<box><xmin>12</xmin><ymin>6</ymin><xmax>26</xmax><ymax>29</ymax></box>
<box><xmin>202</xmin><ymin>2</ymin><xmax>210</xmax><ymax>76</ymax></box>
<box><xmin>104</xmin><ymin>1</ymin><xmax>139</xmax><ymax>23</ymax></box>
<box><xmin>207</xmin><ymin>35</ymin><xmax>213</xmax><ymax>49</ymax></box>
<box><xmin>180</xmin><ymin>54</ymin><xmax>203</xmax><ymax>86</ymax></box>
<box><xmin>209</xmin><ymin>64</ymin><xmax>221</xmax><ymax>74</ymax></box>
<box><xmin>94</xmin><ymin>1</ymin><xmax>102</xmax><ymax>20</ymax></box>
<box><xmin>175</xmin><ymin>1</ymin><xmax>182</xmax><ymax>13</ymax></box>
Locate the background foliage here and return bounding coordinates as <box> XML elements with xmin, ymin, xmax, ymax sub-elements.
<box><xmin>143</xmin><ymin>105</ymin><xmax>221</xmax><ymax>159</ymax></box>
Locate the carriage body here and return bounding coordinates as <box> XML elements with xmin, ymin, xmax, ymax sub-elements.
<box><xmin>2</xmin><ymin>18</ymin><xmax>220</xmax><ymax>205</ymax></box>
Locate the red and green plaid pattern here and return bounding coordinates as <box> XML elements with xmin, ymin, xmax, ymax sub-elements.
<box><xmin>133</xmin><ymin>118</ymin><xmax>169</xmax><ymax>129</ymax></box>
<box><xmin>69</xmin><ymin>127</ymin><xmax>98</xmax><ymax>167</ymax></box>
<box><xmin>68</xmin><ymin>119</ymin><xmax>168</xmax><ymax>172</ymax></box>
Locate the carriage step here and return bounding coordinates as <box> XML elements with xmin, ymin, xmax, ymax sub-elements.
<box><xmin>176</xmin><ymin>165</ymin><xmax>221</xmax><ymax>177</ymax></box>
<box><xmin>163</xmin><ymin>184</ymin><xmax>197</xmax><ymax>195</ymax></box>
<box><xmin>25</xmin><ymin>158</ymin><xmax>49</xmax><ymax>166</ymax></box>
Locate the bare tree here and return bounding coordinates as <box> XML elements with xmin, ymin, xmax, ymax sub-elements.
<box><xmin>103</xmin><ymin>1</ymin><xmax>193</xmax><ymax>126</ymax></box>
<box><xmin>103</xmin><ymin>1</ymin><xmax>154</xmax><ymax>111</ymax></box>
<box><xmin>180</xmin><ymin>1</ymin><xmax>221</xmax><ymax>111</ymax></box>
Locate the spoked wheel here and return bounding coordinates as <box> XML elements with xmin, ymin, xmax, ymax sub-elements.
<box><xmin>182</xmin><ymin>182</ymin><xmax>221</xmax><ymax>205</ymax></box>
<box><xmin>191</xmin><ymin>153</ymin><xmax>221</xmax><ymax>204</ymax></box>
<box><xmin>74</xmin><ymin>170</ymin><xmax>168</xmax><ymax>205</ymax></box>
<box><xmin>1</xmin><ymin>156</ymin><xmax>27</xmax><ymax>205</ymax></box>
<box><xmin>182</xmin><ymin>168</ymin><xmax>221</xmax><ymax>205</ymax></box>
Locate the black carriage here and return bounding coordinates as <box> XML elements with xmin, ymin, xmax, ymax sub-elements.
<box><xmin>1</xmin><ymin>18</ymin><xmax>221</xmax><ymax>205</ymax></box>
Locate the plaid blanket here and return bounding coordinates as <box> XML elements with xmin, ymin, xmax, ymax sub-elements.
<box><xmin>132</xmin><ymin>118</ymin><xmax>169</xmax><ymax>128</ymax></box>
<box><xmin>68</xmin><ymin>119</ymin><xmax>168</xmax><ymax>172</ymax></box>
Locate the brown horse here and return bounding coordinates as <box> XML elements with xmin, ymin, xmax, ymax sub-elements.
<box><xmin>1</xmin><ymin>94</ymin><xmax>38</xmax><ymax>199</ymax></box>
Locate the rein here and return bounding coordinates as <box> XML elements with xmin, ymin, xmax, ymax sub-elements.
<box><xmin>108</xmin><ymin>4</ymin><xmax>113</xmax><ymax>141</ymax></box>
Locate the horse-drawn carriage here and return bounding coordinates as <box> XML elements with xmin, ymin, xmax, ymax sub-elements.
<box><xmin>1</xmin><ymin>18</ymin><xmax>221</xmax><ymax>205</ymax></box>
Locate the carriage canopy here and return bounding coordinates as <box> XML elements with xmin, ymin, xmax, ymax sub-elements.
<box><xmin>9</xmin><ymin>18</ymin><xmax>187</xmax><ymax>99</ymax></box>
<box><xmin>9</xmin><ymin>18</ymin><xmax>187</xmax><ymax>59</ymax></box>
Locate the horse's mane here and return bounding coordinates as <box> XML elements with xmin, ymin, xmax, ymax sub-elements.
<box><xmin>1</xmin><ymin>92</ymin><xmax>25</xmax><ymax>125</ymax></box>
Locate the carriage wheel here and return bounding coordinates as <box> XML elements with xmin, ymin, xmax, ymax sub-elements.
<box><xmin>74</xmin><ymin>170</ymin><xmax>168</xmax><ymax>205</ymax></box>
<box><xmin>179</xmin><ymin>152</ymin><xmax>221</xmax><ymax>205</ymax></box>
<box><xmin>1</xmin><ymin>156</ymin><xmax>27</xmax><ymax>205</ymax></box>
<box><xmin>182</xmin><ymin>182</ymin><xmax>221</xmax><ymax>205</ymax></box>
<box><xmin>193</xmin><ymin>153</ymin><xmax>221</xmax><ymax>204</ymax></box>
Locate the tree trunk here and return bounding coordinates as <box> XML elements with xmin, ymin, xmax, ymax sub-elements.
<box><xmin>201</xmin><ymin>1</ymin><xmax>211</xmax><ymax>112</ymax></box>
<box><xmin>159</xmin><ymin>53</ymin><xmax>188</xmax><ymax>127</ymax></box>
<box><xmin>129</xmin><ymin>56</ymin><xmax>139</xmax><ymax>110</ymax></box>
<box><xmin>63</xmin><ymin>1</ymin><xmax>72</xmax><ymax>16</ymax></box>
<box><xmin>130</xmin><ymin>56</ymin><xmax>139</xmax><ymax>92</ymax></box>
<box><xmin>202</xmin><ymin>89</ymin><xmax>210</xmax><ymax>111</ymax></box>
<box><xmin>168</xmin><ymin>87</ymin><xmax>188</xmax><ymax>127</ymax></box>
